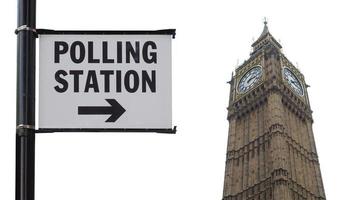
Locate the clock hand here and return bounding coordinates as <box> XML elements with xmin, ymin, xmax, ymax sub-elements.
<box><xmin>290</xmin><ymin>79</ymin><xmax>297</xmax><ymax>85</ymax></box>
<box><xmin>246</xmin><ymin>75</ymin><xmax>256</xmax><ymax>84</ymax></box>
<box><xmin>290</xmin><ymin>80</ymin><xmax>302</xmax><ymax>89</ymax></box>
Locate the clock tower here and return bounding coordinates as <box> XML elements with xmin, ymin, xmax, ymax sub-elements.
<box><xmin>222</xmin><ymin>21</ymin><xmax>326</xmax><ymax>200</ymax></box>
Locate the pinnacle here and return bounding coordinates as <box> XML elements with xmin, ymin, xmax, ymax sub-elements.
<box><xmin>259</xmin><ymin>19</ymin><xmax>270</xmax><ymax>39</ymax></box>
<box><xmin>251</xmin><ymin>19</ymin><xmax>282</xmax><ymax>50</ymax></box>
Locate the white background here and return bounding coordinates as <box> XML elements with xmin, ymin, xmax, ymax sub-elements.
<box><xmin>0</xmin><ymin>0</ymin><xmax>354</xmax><ymax>199</ymax></box>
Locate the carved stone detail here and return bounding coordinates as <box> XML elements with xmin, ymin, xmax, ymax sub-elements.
<box><xmin>222</xmin><ymin>23</ymin><xmax>326</xmax><ymax>200</ymax></box>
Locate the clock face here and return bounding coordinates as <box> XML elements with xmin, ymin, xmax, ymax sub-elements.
<box><xmin>283</xmin><ymin>67</ymin><xmax>304</xmax><ymax>96</ymax></box>
<box><xmin>238</xmin><ymin>66</ymin><xmax>263</xmax><ymax>93</ymax></box>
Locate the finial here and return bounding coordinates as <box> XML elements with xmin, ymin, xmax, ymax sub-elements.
<box><xmin>259</xmin><ymin>17</ymin><xmax>269</xmax><ymax>37</ymax></box>
<box><xmin>263</xmin><ymin>17</ymin><xmax>268</xmax><ymax>25</ymax></box>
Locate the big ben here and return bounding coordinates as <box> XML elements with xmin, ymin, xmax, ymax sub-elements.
<box><xmin>222</xmin><ymin>21</ymin><xmax>326</xmax><ymax>200</ymax></box>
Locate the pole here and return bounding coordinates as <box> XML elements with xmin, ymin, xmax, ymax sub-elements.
<box><xmin>16</xmin><ymin>0</ymin><xmax>36</xmax><ymax>200</ymax></box>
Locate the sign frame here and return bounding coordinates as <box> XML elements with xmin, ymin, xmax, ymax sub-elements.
<box><xmin>36</xmin><ymin>29</ymin><xmax>176</xmax><ymax>134</ymax></box>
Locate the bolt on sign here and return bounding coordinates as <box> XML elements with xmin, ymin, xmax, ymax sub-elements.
<box><xmin>38</xmin><ymin>29</ymin><xmax>176</xmax><ymax>133</ymax></box>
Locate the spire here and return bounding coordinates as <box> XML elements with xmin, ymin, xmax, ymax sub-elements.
<box><xmin>251</xmin><ymin>18</ymin><xmax>282</xmax><ymax>52</ymax></box>
<box><xmin>260</xmin><ymin>18</ymin><xmax>269</xmax><ymax>38</ymax></box>
<box><xmin>256</xmin><ymin>18</ymin><xmax>270</xmax><ymax>41</ymax></box>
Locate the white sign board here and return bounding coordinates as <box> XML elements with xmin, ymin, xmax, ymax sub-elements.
<box><xmin>39</xmin><ymin>32</ymin><xmax>173</xmax><ymax>131</ymax></box>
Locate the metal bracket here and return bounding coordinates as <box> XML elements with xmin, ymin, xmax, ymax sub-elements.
<box><xmin>36</xmin><ymin>126</ymin><xmax>177</xmax><ymax>134</ymax></box>
<box><xmin>17</xmin><ymin>124</ymin><xmax>35</xmax><ymax>130</ymax></box>
<box><xmin>16</xmin><ymin>124</ymin><xmax>35</xmax><ymax>136</ymax></box>
<box><xmin>15</xmin><ymin>25</ymin><xmax>37</xmax><ymax>35</ymax></box>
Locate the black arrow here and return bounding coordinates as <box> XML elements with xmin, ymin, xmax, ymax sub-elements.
<box><xmin>78</xmin><ymin>99</ymin><xmax>126</xmax><ymax>122</ymax></box>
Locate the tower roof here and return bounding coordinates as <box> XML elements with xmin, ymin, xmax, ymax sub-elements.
<box><xmin>259</xmin><ymin>20</ymin><xmax>270</xmax><ymax>39</ymax></box>
<box><xmin>251</xmin><ymin>20</ymin><xmax>282</xmax><ymax>50</ymax></box>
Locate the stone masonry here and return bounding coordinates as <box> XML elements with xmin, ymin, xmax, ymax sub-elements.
<box><xmin>222</xmin><ymin>22</ymin><xmax>326</xmax><ymax>200</ymax></box>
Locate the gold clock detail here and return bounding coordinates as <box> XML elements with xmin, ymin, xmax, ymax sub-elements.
<box><xmin>237</xmin><ymin>65</ymin><xmax>263</xmax><ymax>93</ymax></box>
<box><xmin>283</xmin><ymin>67</ymin><xmax>304</xmax><ymax>96</ymax></box>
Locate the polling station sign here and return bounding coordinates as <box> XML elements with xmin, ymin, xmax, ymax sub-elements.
<box><xmin>38</xmin><ymin>29</ymin><xmax>175</xmax><ymax>133</ymax></box>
